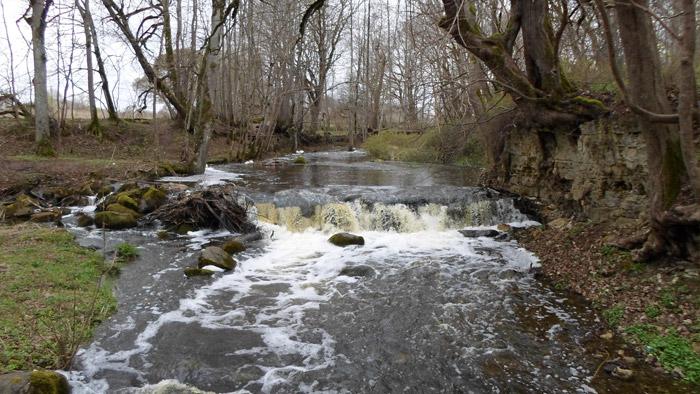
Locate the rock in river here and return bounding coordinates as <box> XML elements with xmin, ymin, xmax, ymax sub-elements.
<box><xmin>184</xmin><ymin>267</ymin><xmax>216</xmax><ymax>277</ymax></box>
<box><xmin>459</xmin><ymin>229</ymin><xmax>501</xmax><ymax>238</ymax></box>
<box><xmin>339</xmin><ymin>265</ymin><xmax>375</xmax><ymax>278</ymax></box>
<box><xmin>0</xmin><ymin>370</ymin><xmax>70</xmax><ymax>394</ymax></box>
<box><xmin>198</xmin><ymin>246</ymin><xmax>236</xmax><ymax>271</ymax></box>
<box><xmin>222</xmin><ymin>239</ymin><xmax>246</xmax><ymax>254</ymax></box>
<box><xmin>329</xmin><ymin>232</ymin><xmax>365</xmax><ymax>247</ymax></box>
<box><xmin>94</xmin><ymin>211</ymin><xmax>138</xmax><ymax>230</ymax></box>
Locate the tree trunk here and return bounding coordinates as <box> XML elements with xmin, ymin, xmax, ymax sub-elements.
<box><xmin>86</xmin><ymin>4</ymin><xmax>118</xmax><ymax>121</ymax></box>
<box><xmin>615</xmin><ymin>0</ymin><xmax>687</xmax><ymax>259</ymax></box>
<box><xmin>28</xmin><ymin>0</ymin><xmax>54</xmax><ymax>156</ymax></box>
<box><xmin>76</xmin><ymin>0</ymin><xmax>99</xmax><ymax>133</ymax></box>
<box><xmin>678</xmin><ymin>0</ymin><xmax>700</xmax><ymax>199</ymax></box>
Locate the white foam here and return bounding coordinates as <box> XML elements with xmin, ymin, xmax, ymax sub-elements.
<box><xmin>160</xmin><ymin>167</ymin><xmax>241</xmax><ymax>186</ymax></box>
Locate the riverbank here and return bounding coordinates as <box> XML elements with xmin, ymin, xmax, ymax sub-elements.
<box><xmin>0</xmin><ymin>223</ymin><xmax>116</xmax><ymax>373</ymax></box>
<box><xmin>514</xmin><ymin>219</ymin><xmax>700</xmax><ymax>384</ymax></box>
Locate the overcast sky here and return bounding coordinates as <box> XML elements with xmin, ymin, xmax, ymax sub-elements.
<box><xmin>0</xmin><ymin>0</ymin><xmax>144</xmax><ymax>111</ymax></box>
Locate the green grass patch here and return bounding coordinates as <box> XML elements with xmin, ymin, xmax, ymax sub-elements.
<box><xmin>0</xmin><ymin>224</ymin><xmax>116</xmax><ymax>372</ymax></box>
<box><xmin>116</xmin><ymin>242</ymin><xmax>139</xmax><ymax>262</ymax></box>
<box><xmin>362</xmin><ymin>128</ymin><xmax>485</xmax><ymax>166</ymax></box>
<box><xmin>626</xmin><ymin>324</ymin><xmax>700</xmax><ymax>383</ymax></box>
<box><xmin>645</xmin><ymin>305</ymin><xmax>662</xmax><ymax>319</ymax></box>
<box><xmin>602</xmin><ymin>304</ymin><xmax>625</xmax><ymax>327</ymax></box>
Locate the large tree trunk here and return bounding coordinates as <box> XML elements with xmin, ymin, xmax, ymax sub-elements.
<box><xmin>27</xmin><ymin>0</ymin><xmax>54</xmax><ymax>156</ymax></box>
<box><xmin>677</xmin><ymin>0</ymin><xmax>700</xmax><ymax>199</ymax></box>
<box><xmin>615</xmin><ymin>0</ymin><xmax>687</xmax><ymax>259</ymax></box>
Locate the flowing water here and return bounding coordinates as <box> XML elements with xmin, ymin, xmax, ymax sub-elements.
<box><xmin>63</xmin><ymin>151</ymin><xmax>690</xmax><ymax>393</ymax></box>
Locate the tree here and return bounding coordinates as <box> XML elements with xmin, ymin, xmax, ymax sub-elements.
<box><xmin>75</xmin><ymin>0</ymin><xmax>99</xmax><ymax>134</ymax></box>
<box><xmin>25</xmin><ymin>0</ymin><xmax>55</xmax><ymax>156</ymax></box>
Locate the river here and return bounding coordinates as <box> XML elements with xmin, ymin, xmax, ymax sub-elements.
<box><xmin>62</xmin><ymin>150</ymin><xmax>689</xmax><ymax>393</ymax></box>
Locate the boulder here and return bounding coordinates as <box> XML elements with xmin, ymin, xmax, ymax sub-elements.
<box><xmin>293</xmin><ymin>156</ymin><xmax>307</xmax><ymax>164</ymax></box>
<box><xmin>339</xmin><ymin>265</ymin><xmax>375</xmax><ymax>278</ymax></box>
<box><xmin>198</xmin><ymin>246</ymin><xmax>236</xmax><ymax>271</ymax></box>
<box><xmin>3</xmin><ymin>194</ymin><xmax>36</xmax><ymax>219</ymax></box>
<box><xmin>222</xmin><ymin>239</ymin><xmax>246</xmax><ymax>254</ymax></box>
<box><xmin>30</xmin><ymin>210</ymin><xmax>62</xmax><ymax>223</ymax></box>
<box><xmin>116</xmin><ymin>194</ymin><xmax>139</xmax><ymax>211</ymax></box>
<box><xmin>184</xmin><ymin>267</ymin><xmax>216</xmax><ymax>278</ymax></box>
<box><xmin>0</xmin><ymin>370</ymin><xmax>70</xmax><ymax>394</ymax></box>
<box><xmin>329</xmin><ymin>232</ymin><xmax>365</xmax><ymax>247</ymax></box>
<box><xmin>94</xmin><ymin>211</ymin><xmax>138</xmax><ymax>230</ymax></box>
<box><xmin>106</xmin><ymin>203</ymin><xmax>141</xmax><ymax>218</ymax></box>
<box><xmin>76</xmin><ymin>213</ymin><xmax>94</xmax><ymax>227</ymax></box>
<box><xmin>459</xmin><ymin>229</ymin><xmax>501</xmax><ymax>238</ymax></box>
<box><xmin>139</xmin><ymin>187</ymin><xmax>167</xmax><ymax>213</ymax></box>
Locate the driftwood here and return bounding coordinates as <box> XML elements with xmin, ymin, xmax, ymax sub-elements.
<box><xmin>0</xmin><ymin>93</ymin><xmax>33</xmax><ymax>118</ymax></box>
<box><xmin>151</xmin><ymin>185</ymin><xmax>256</xmax><ymax>233</ymax></box>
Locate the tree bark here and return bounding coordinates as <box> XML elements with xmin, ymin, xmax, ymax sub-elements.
<box><xmin>85</xmin><ymin>3</ymin><xmax>118</xmax><ymax>121</ymax></box>
<box><xmin>76</xmin><ymin>0</ymin><xmax>99</xmax><ymax>133</ymax></box>
<box><xmin>27</xmin><ymin>0</ymin><xmax>54</xmax><ymax>156</ymax></box>
<box><xmin>614</xmin><ymin>0</ymin><xmax>686</xmax><ymax>259</ymax></box>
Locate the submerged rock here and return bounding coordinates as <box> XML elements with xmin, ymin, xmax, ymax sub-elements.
<box><xmin>222</xmin><ymin>239</ymin><xmax>246</xmax><ymax>254</ymax></box>
<box><xmin>198</xmin><ymin>246</ymin><xmax>236</xmax><ymax>271</ymax></box>
<box><xmin>329</xmin><ymin>232</ymin><xmax>365</xmax><ymax>247</ymax></box>
<box><xmin>459</xmin><ymin>229</ymin><xmax>501</xmax><ymax>238</ymax></box>
<box><xmin>184</xmin><ymin>267</ymin><xmax>216</xmax><ymax>278</ymax></box>
<box><xmin>0</xmin><ymin>370</ymin><xmax>70</xmax><ymax>394</ymax></box>
<box><xmin>293</xmin><ymin>156</ymin><xmax>307</xmax><ymax>164</ymax></box>
<box><xmin>95</xmin><ymin>211</ymin><xmax>138</xmax><ymax>230</ymax></box>
<box><xmin>339</xmin><ymin>265</ymin><xmax>375</xmax><ymax>278</ymax></box>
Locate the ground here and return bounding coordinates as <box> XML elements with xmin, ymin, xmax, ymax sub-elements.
<box><xmin>516</xmin><ymin>219</ymin><xmax>700</xmax><ymax>383</ymax></box>
<box><xmin>0</xmin><ymin>224</ymin><xmax>116</xmax><ymax>372</ymax></box>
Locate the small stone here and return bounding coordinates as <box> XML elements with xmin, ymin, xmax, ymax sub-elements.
<box><xmin>30</xmin><ymin>210</ymin><xmax>61</xmax><ymax>222</ymax></box>
<box><xmin>329</xmin><ymin>232</ymin><xmax>365</xmax><ymax>247</ymax></box>
<box><xmin>548</xmin><ymin>218</ymin><xmax>570</xmax><ymax>230</ymax></box>
<box><xmin>496</xmin><ymin>224</ymin><xmax>512</xmax><ymax>232</ymax></box>
<box><xmin>600</xmin><ymin>331</ymin><xmax>614</xmax><ymax>340</ymax></box>
<box><xmin>612</xmin><ymin>367</ymin><xmax>634</xmax><ymax>380</ymax></box>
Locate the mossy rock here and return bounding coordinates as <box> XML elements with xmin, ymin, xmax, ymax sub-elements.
<box><xmin>198</xmin><ymin>246</ymin><xmax>236</xmax><ymax>271</ymax></box>
<box><xmin>293</xmin><ymin>156</ymin><xmax>307</xmax><ymax>164</ymax></box>
<box><xmin>328</xmin><ymin>232</ymin><xmax>365</xmax><ymax>247</ymax></box>
<box><xmin>29</xmin><ymin>370</ymin><xmax>70</xmax><ymax>394</ymax></box>
<box><xmin>30</xmin><ymin>210</ymin><xmax>62</xmax><ymax>223</ymax></box>
<box><xmin>106</xmin><ymin>203</ymin><xmax>142</xmax><ymax>218</ymax></box>
<box><xmin>159</xmin><ymin>161</ymin><xmax>192</xmax><ymax>176</ymax></box>
<box><xmin>4</xmin><ymin>194</ymin><xmax>37</xmax><ymax>219</ymax></box>
<box><xmin>184</xmin><ymin>267</ymin><xmax>216</xmax><ymax>277</ymax></box>
<box><xmin>116</xmin><ymin>194</ymin><xmax>139</xmax><ymax>211</ymax></box>
<box><xmin>76</xmin><ymin>213</ymin><xmax>94</xmax><ymax>227</ymax></box>
<box><xmin>139</xmin><ymin>187</ymin><xmax>167</xmax><ymax>213</ymax></box>
<box><xmin>222</xmin><ymin>239</ymin><xmax>246</xmax><ymax>254</ymax></box>
<box><xmin>94</xmin><ymin>211</ymin><xmax>138</xmax><ymax>230</ymax></box>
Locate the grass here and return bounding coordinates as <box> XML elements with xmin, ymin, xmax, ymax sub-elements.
<box><xmin>362</xmin><ymin>128</ymin><xmax>485</xmax><ymax>166</ymax></box>
<box><xmin>602</xmin><ymin>304</ymin><xmax>625</xmax><ymax>327</ymax></box>
<box><xmin>116</xmin><ymin>242</ymin><xmax>139</xmax><ymax>262</ymax></box>
<box><xmin>626</xmin><ymin>324</ymin><xmax>700</xmax><ymax>383</ymax></box>
<box><xmin>0</xmin><ymin>224</ymin><xmax>116</xmax><ymax>372</ymax></box>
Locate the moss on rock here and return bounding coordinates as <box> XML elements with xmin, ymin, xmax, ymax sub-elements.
<box><xmin>28</xmin><ymin>370</ymin><xmax>70</xmax><ymax>394</ymax></box>
<box><xmin>328</xmin><ymin>232</ymin><xmax>365</xmax><ymax>247</ymax></box>
<box><xmin>106</xmin><ymin>203</ymin><xmax>141</xmax><ymax>218</ymax></box>
<box><xmin>94</xmin><ymin>211</ymin><xmax>137</xmax><ymax>230</ymax></box>
<box><xmin>139</xmin><ymin>187</ymin><xmax>166</xmax><ymax>213</ymax></box>
<box><xmin>116</xmin><ymin>194</ymin><xmax>139</xmax><ymax>211</ymax></box>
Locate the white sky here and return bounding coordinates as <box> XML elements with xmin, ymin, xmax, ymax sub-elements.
<box><xmin>0</xmin><ymin>0</ymin><xmax>143</xmax><ymax>111</ymax></box>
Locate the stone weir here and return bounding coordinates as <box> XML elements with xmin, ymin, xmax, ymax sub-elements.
<box><xmin>242</xmin><ymin>185</ymin><xmax>536</xmax><ymax>233</ymax></box>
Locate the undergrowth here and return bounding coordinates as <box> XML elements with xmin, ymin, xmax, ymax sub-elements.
<box><xmin>626</xmin><ymin>324</ymin><xmax>700</xmax><ymax>383</ymax></box>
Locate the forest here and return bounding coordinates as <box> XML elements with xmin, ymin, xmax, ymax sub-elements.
<box><xmin>0</xmin><ymin>1</ymin><xmax>699</xmax><ymax>393</ymax></box>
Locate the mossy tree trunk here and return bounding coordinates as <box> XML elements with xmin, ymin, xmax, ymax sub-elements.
<box><xmin>438</xmin><ymin>0</ymin><xmax>605</xmax><ymax>126</ymax></box>
<box><xmin>614</xmin><ymin>0</ymin><xmax>693</xmax><ymax>259</ymax></box>
<box><xmin>27</xmin><ymin>0</ymin><xmax>55</xmax><ymax>156</ymax></box>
